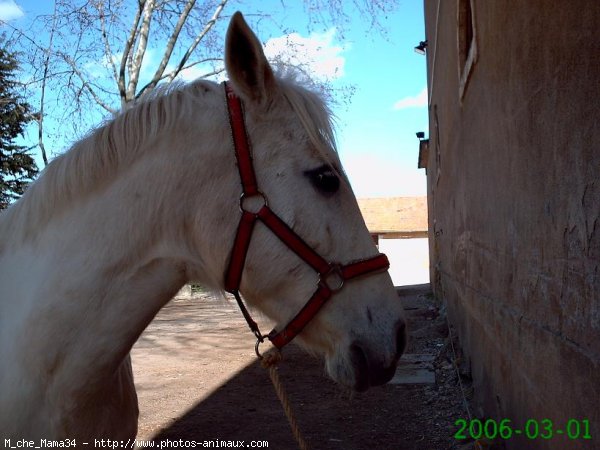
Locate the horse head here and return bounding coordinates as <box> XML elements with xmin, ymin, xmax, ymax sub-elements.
<box><xmin>216</xmin><ymin>12</ymin><xmax>407</xmax><ymax>391</ymax></box>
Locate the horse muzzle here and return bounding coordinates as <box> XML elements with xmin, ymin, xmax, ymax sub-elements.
<box><xmin>348</xmin><ymin>319</ymin><xmax>407</xmax><ymax>391</ymax></box>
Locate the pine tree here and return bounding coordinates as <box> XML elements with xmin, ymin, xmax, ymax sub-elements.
<box><xmin>0</xmin><ymin>40</ymin><xmax>37</xmax><ymax>210</ymax></box>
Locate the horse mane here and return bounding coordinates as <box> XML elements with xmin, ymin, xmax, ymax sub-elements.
<box><xmin>0</xmin><ymin>74</ymin><xmax>337</xmax><ymax>246</ymax></box>
<box><xmin>0</xmin><ymin>80</ymin><xmax>217</xmax><ymax>244</ymax></box>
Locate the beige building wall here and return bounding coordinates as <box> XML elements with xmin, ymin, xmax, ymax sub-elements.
<box><xmin>379</xmin><ymin>237</ymin><xmax>429</xmax><ymax>286</ymax></box>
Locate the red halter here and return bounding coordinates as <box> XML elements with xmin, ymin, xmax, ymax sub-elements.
<box><xmin>223</xmin><ymin>82</ymin><xmax>390</xmax><ymax>353</ymax></box>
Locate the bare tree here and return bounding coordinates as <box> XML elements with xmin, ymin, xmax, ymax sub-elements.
<box><xmin>3</xmin><ymin>0</ymin><xmax>398</xmax><ymax>163</ymax></box>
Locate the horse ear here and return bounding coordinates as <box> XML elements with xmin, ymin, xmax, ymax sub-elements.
<box><xmin>225</xmin><ymin>11</ymin><xmax>277</xmax><ymax>105</ymax></box>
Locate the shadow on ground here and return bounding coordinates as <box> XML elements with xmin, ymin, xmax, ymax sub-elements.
<box><xmin>138</xmin><ymin>285</ymin><xmax>474</xmax><ymax>450</ymax></box>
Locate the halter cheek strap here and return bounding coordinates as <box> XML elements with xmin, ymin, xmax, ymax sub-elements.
<box><xmin>223</xmin><ymin>81</ymin><xmax>390</xmax><ymax>352</ymax></box>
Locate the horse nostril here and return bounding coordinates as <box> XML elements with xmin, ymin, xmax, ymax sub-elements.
<box><xmin>396</xmin><ymin>320</ymin><xmax>407</xmax><ymax>357</ymax></box>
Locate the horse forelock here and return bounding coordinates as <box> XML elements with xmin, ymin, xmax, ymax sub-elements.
<box><xmin>276</xmin><ymin>77</ymin><xmax>340</xmax><ymax>169</ymax></box>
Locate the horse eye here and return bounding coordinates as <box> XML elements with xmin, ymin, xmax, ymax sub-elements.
<box><xmin>305</xmin><ymin>165</ymin><xmax>340</xmax><ymax>195</ymax></box>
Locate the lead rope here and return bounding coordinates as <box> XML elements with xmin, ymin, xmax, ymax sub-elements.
<box><xmin>230</xmin><ymin>290</ymin><xmax>310</xmax><ymax>449</ymax></box>
<box><xmin>260</xmin><ymin>349</ymin><xmax>310</xmax><ymax>450</ymax></box>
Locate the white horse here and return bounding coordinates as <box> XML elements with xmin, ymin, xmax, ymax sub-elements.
<box><xmin>0</xmin><ymin>12</ymin><xmax>406</xmax><ymax>441</ymax></box>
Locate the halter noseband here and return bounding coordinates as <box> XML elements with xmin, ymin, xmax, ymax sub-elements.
<box><xmin>223</xmin><ymin>82</ymin><xmax>390</xmax><ymax>353</ymax></box>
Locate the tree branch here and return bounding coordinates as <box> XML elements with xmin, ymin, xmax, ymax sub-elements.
<box><xmin>60</xmin><ymin>53</ymin><xmax>118</xmax><ymax>114</ymax></box>
<box><xmin>119</xmin><ymin>0</ymin><xmax>145</xmax><ymax>106</ymax></box>
<box><xmin>0</xmin><ymin>19</ymin><xmax>46</xmax><ymax>52</ymax></box>
<box><xmin>126</xmin><ymin>0</ymin><xmax>156</xmax><ymax>102</ymax></box>
<box><xmin>36</xmin><ymin>1</ymin><xmax>60</xmax><ymax>167</ymax></box>
<box><xmin>98</xmin><ymin>1</ymin><xmax>119</xmax><ymax>85</ymax></box>
<box><xmin>198</xmin><ymin>66</ymin><xmax>225</xmax><ymax>80</ymax></box>
<box><xmin>165</xmin><ymin>0</ymin><xmax>228</xmax><ymax>84</ymax></box>
<box><xmin>135</xmin><ymin>57</ymin><xmax>223</xmax><ymax>100</ymax></box>
<box><xmin>143</xmin><ymin>0</ymin><xmax>196</xmax><ymax>93</ymax></box>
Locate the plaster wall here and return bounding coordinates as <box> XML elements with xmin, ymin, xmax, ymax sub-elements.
<box><xmin>423</xmin><ymin>1</ymin><xmax>599</xmax><ymax>448</ymax></box>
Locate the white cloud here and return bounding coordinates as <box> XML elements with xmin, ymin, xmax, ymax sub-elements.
<box><xmin>173</xmin><ymin>29</ymin><xmax>347</xmax><ymax>85</ymax></box>
<box><xmin>177</xmin><ymin>65</ymin><xmax>207</xmax><ymax>82</ymax></box>
<box><xmin>393</xmin><ymin>86</ymin><xmax>428</xmax><ymax>110</ymax></box>
<box><xmin>0</xmin><ymin>0</ymin><xmax>23</xmax><ymax>21</ymax></box>
<box><xmin>263</xmin><ymin>28</ymin><xmax>347</xmax><ymax>82</ymax></box>
<box><xmin>177</xmin><ymin>62</ymin><xmax>225</xmax><ymax>83</ymax></box>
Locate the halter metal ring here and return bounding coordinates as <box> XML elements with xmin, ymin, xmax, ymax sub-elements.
<box><xmin>240</xmin><ymin>191</ymin><xmax>268</xmax><ymax>214</ymax></box>
<box><xmin>319</xmin><ymin>264</ymin><xmax>344</xmax><ymax>292</ymax></box>
<box><xmin>255</xmin><ymin>337</ymin><xmax>264</xmax><ymax>359</ymax></box>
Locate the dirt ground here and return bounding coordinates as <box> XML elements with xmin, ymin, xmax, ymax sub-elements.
<box><xmin>131</xmin><ymin>285</ymin><xmax>485</xmax><ymax>450</ymax></box>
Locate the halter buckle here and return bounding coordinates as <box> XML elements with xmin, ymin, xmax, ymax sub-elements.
<box><xmin>319</xmin><ymin>264</ymin><xmax>344</xmax><ymax>292</ymax></box>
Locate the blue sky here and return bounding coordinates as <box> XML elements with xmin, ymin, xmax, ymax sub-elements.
<box><xmin>324</xmin><ymin>3</ymin><xmax>429</xmax><ymax>197</ymax></box>
<box><xmin>1</xmin><ymin>0</ymin><xmax>428</xmax><ymax>198</ymax></box>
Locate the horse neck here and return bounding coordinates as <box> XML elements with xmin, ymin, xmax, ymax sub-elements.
<box><xmin>1</xmin><ymin>100</ymin><xmax>239</xmax><ymax>396</ymax></box>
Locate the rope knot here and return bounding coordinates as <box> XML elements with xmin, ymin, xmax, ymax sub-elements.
<box><xmin>260</xmin><ymin>347</ymin><xmax>283</xmax><ymax>368</ymax></box>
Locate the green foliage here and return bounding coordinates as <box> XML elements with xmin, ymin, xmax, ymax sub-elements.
<box><xmin>0</xmin><ymin>39</ymin><xmax>37</xmax><ymax>210</ymax></box>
